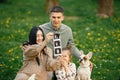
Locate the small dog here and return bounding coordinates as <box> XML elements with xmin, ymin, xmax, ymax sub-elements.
<box><xmin>76</xmin><ymin>50</ymin><xmax>93</xmax><ymax>80</ymax></box>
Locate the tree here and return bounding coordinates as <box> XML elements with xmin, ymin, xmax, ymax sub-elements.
<box><xmin>96</xmin><ymin>0</ymin><xmax>114</xmax><ymax>18</ymax></box>
<box><xmin>45</xmin><ymin>0</ymin><xmax>59</xmax><ymax>13</ymax></box>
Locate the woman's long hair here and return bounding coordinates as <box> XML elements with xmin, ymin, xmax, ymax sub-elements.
<box><xmin>29</xmin><ymin>26</ymin><xmax>47</xmax><ymax>65</ymax></box>
<box><xmin>29</xmin><ymin>26</ymin><xmax>45</xmax><ymax>45</ymax></box>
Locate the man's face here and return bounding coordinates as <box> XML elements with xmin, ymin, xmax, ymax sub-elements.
<box><xmin>50</xmin><ymin>12</ymin><xmax>64</xmax><ymax>29</ymax></box>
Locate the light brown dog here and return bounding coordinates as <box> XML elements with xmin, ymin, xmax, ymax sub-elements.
<box><xmin>76</xmin><ymin>50</ymin><xmax>93</xmax><ymax>80</ymax></box>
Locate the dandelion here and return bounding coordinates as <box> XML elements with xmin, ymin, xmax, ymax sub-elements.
<box><xmin>105</xmin><ymin>53</ymin><xmax>108</xmax><ymax>56</ymax></box>
<box><xmin>93</xmin><ymin>48</ymin><xmax>96</xmax><ymax>52</ymax></box>
<box><xmin>97</xmin><ymin>38</ymin><xmax>101</xmax><ymax>41</ymax></box>
<box><xmin>103</xmin><ymin>45</ymin><xmax>106</xmax><ymax>48</ymax></box>
<box><xmin>97</xmin><ymin>72</ymin><xmax>101</xmax><ymax>74</ymax></box>
<box><xmin>101</xmin><ymin>48</ymin><xmax>104</xmax><ymax>52</ymax></box>
<box><xmin>8</xmin><ymin>49</ymin><xmax>14</xmax><ymax>54</ymax></box>
<box><xmin>106</xmin><ymin>69</ymin><xmax>110</xmax><ymax>72</ymax></box>
<box><xmin>6</xmin><ymin>17</ymin><xmax>11</xmax><ymax>24</ymax></box>
<box><xmin>87</xmin><ymin>32</ymin><xmax>91</xmax><ymax>36</ymax></box>
<box><xmin>0</xmin><ymin>64</ymin><xmax>3</xmax><ymax>67</ymax></box>
<box><xmin>22</xmin><ymin>19</ymin><xmax>25</xmax><ymax>22</ymax></box>
<box><xmin>11</xmin><ymin>58</ymin><xmax>15</xmax><ymax>61</ymax></box>
<box><xmin>112</xmin><ymin>48</ymin><xmax>115</xmax><ymax>51</ymax></box>
<box><xmin>89</xmin><ymin>37</ymin><xmax>93</xmax><ymax>41</ymax></box>
<box><xmin>100</xmin><ymin>28</ymin><xmax>103</xmax><ymax>31</ymax></box>
<box><xmin>27</xmin><ymin>11</ymin><xmax>31</xmax><ymax>14</ymax></box>
<box><xmin>16</xmin><ymin>56</ymin><xmax>19</xmax><ymax>59</ymax></box>
<box><xmin>98</xmin><ymin>33</ymin><xmax>101</xmax><ymax>36</ymax></box>
<box><xmin>117</xmin><ymin>58</ymin><xmax>120</xmax><ymax>62</ymax></box>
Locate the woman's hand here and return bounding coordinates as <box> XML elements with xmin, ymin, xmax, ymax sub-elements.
<box><xmin>46</xmin><ymin>32</ymin><xmax>54</xmax><ymax>42</ymax></box>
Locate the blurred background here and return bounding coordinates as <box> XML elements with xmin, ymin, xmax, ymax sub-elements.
<box><xmin>0</xmin><ymin>0</ymin><xmax>120</xmax><ymax>80</ymax></box>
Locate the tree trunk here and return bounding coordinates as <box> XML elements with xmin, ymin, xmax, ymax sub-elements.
<box><xmin>97</xmin><ymin>0</ymin><xmax>114</xmax><ymax>18</ymax></box>
<box><xmin>45</xmin><ymin>0</ymin><xmax>59</xmax><ymax>13</ymax></box>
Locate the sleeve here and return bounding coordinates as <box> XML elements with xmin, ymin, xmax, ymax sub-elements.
<box><xmin>68</xmin><ymin>28</ymin><xmax>81</xmax><ymax>58</ymax></box>
<box><xmin>46</xmin><ymin>47</ymin><xmax>61</xmax><ymax>71</ymax></box>
<box><xmin>24</xmin><ymin>40</ymin><xmax>49</xmax><ymax>57</ymax></box>
<box><xmin>23</xmin><ymin>45</ymin><xmax>39</xmax><ymax>57</ymax></box>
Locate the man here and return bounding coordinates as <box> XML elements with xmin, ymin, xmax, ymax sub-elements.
<box><xmin>39</xmin><ymin>6</ymin><xmax>81</xmax><ymax>58</ymax></box>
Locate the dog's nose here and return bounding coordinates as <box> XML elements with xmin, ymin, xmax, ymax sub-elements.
<box><xmin>79</xmin><ymin>59</ymin><xmax>83</xmax><ymax>63</ymax></box>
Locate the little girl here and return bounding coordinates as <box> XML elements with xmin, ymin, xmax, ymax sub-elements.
<box><xmin>55</xmin><ymin>48</ymin><xmax>76</xmax><ymax>80</ymax></box>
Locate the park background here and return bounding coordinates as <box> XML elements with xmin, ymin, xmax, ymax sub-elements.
<box><xmin>0</xmin><ymin>0</ymin><xmax>120</xmax><ymax>80</ymax></box>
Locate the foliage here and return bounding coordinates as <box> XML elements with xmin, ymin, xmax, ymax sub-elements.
<box><xmin>0</xmin><ymin>0</ymin><xmax>120</xmax><ymax>80</ymax></box>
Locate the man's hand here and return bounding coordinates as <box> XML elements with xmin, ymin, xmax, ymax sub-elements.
<box><xmin>90</xmin><ymin>61</ymin><xmax>93</xmax><ymax>72</ymax></box>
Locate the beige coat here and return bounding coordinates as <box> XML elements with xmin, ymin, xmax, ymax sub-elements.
<box><xmin>14</xmin><ymin>41</ymin><xmax>60</xmax><ymax>80</ymax></box>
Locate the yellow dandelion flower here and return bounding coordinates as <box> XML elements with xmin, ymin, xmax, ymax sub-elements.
<box><xmin>101</xmin><ymin>48</ymin><xmax>104</xmax><ymax>52</ymax></box>
<box><xmin>98</xmin><ymin>33</ymin><xmax>101</xmax><ymax>36</ymax></box>
<box><xmin>103</xmin><ymin>45</ymin><xmax>106</xmax><ymax>48</ymax></box>
<box><xmin>12</xmin><ymin>58</ymin><xmax>15</xmax><ymax>61</ymax></box>
<box><xmin>118</xmin><ymin>39</ymin><xmax>120</xmax><ymax>42</ymax></box>
<box><xmin>105</xmin><ymin>53</ymin><xmax>108</xmax><ymax>56</ymax></box>
<box><xmin>89</xmin><ymin>37</ymin><xmax>93</xmax><ymax>41</ymax></box>
<box><xmin>100</xmin><ymin>28</ymin><xmax>103</xmax><ymax>31</ymax></box>
<box><xmin>0</xmin><ymin>64</ymin><xmax>3</xmax><ymax>67</ymax></box>
<box><xmin>16</xmin><ymin>56</ymin><xmax>19</xmax><ymax>59</ymax></box>
<box><xmin>112</xmin><ymin>48</ymin><xmax>115</xmax><ymax>51</ymax></box>
<box><xmin>27</xmin><ymin>11</ymin><xmax>31</xmax><ymax>14</ymax></box>
<box><xmin>93</xmin><ymin>49</ymin><xmax>96</xmax><ymax>52</ymax></box>
<box><xmin>8</xmin><ymin>49</ymin><xmax>13</xmax><ymax>54</ymax></box>
<box><xmin>117</xmin><ymin>58</ymin><xmax>120</xmax><ymax>62</ymax></box>
<box><xmin>6</xmin><ymin>17</ymin><xmax>11</xmax><ymax>24</ymax></box>
<box><xmin>97</xmin><ymin>38</ymin><xmax>101</xmax><ymax>41</ymax></box>
<box><xmin>87</xmin><ymin>32</ymin><xmax>91</xmax><ymax>36</ymax></box>
<box><xmin>22</xmin><ymin>18</ymin><xmax>25</xmax><ymax>21</ymax></box>
<box><xmin>106</xmin><ymin>69</ymin><xmax>110</xmax><ymax>72</ymax></box>
<box><xmin>98</xmin><ymin>72</ymin><xmax>100</xmax><ymax>74</ymax></box>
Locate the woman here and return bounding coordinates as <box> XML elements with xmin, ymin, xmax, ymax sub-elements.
<box><xmin>55</xmin><ymin>48</ymin><xmax>76</xmax><ymax>80</ymax></box>
<box><xmin>14</xmin><ymin>26</ymin><xmax>61</xmax><ymax>80</ymax></box>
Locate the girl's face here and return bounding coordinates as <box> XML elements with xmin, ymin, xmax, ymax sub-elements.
<box><xmin>62</xmin><ymin>50</ymin><xmax>70</xmax><ymax>63</ymax></box>
<box><xmin>36</xmin><ymin>30</ymin><xmax>43</xmax><ymax>44</ymax></box>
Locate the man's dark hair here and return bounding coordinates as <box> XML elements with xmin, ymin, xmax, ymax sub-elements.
<box><xmin>50</xmin><ymin>6</ymin><xmax>64</xmax><ymax>13</ymax></box>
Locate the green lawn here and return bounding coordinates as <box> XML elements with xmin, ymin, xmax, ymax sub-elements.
<box><xmin>0</xmin><ymin>0</ymin><xmax>120</xmax><ymax>80</ymax></box>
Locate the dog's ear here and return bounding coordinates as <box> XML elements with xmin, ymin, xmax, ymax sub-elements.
<box><xmin>87</xmin><ymin>52</ymin><xmax>93</xmax><ymax>59</ymax></box>
<box><xmin>79</xmin><ymin>50</ymin><xmax>84</xmax><ymax>55</ymax></box>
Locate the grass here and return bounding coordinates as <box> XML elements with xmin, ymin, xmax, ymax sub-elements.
<box><xmin>0</xmin><ymin>0</ymin><xmax>120</xmax><ymax>80</ymax></box>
